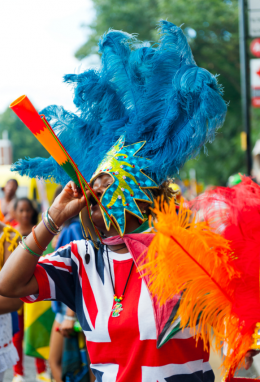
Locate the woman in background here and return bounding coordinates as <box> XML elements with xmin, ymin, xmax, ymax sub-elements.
<box><xmin>13</xmin><ymin>198</ymin><xmax>38</xmax><ymax>234</ymax></box>
<box><xmin>12</xmin><ymin>198</ymin><xmax>50</xmax><ymax>382</ymax></box>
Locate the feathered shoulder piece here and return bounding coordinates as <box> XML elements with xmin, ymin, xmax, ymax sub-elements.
<box><xmin>12</xmin><ymin>20</ymin><xmax>227</xmax><ymax>186</ymax></box>
<box><xmin>191</xmin><ymin>177</ymin><xmax>260</xmax><ymax>365</ymax></box>
<box><xmin>141</xmin><ymin>182</ymin><xmax>260</xmax><ymax>377</ymax></box>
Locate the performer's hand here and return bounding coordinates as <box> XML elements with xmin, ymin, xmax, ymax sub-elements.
<box><xmin>244</xmin><ymin>350</ymin><xmax>260</xmax><ymax>370</ymax></box>
<box><xmin>59</xmin><ymin>318</ymin><xmax>75</xmax><ymax>338</ymax></box>
<box><xmin>49</xmin><ymin>181</ymin><xmax>86</xmax><ymax>227</ymax></box>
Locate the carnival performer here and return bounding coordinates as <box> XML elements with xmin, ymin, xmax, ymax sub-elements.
<box><xmin>0</xmin><ymin>21</ymin><xmax>230</xmax><ymax>381</ymax></box>
<box><xmin>0</xmin><ymin>221</ymin><xmax>21</xmax><ymax>382</ymax></box>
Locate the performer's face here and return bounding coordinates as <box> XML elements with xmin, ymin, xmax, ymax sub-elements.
<box><xmin>90</xmin><ymin>174</ymin><xmax>113</xmax><ymax>231</ymax></box>
<box><xmin>90</xmin><ymin>174</ymin><xmax>149</xmax><ymax>236</ymax></box>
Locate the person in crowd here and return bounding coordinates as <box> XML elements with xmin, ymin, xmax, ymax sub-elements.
<box><xmin>49</xmin><ymin>304</ymin><xmax>76</xmax><ymax>382</ymax></box>
<box><xmin>0</xmin><ymin>221</ymin><xmax>21</xmax><ymax>382</ymax></box>
<box><xmin>0</xmin><ymin>179</ymin><xmax>18</xmax><ymax>225</ymax></box>
<box><xmin>12</xmin><ymin>198</ymin><xmax>50</xmax><ymax>382</ymax></box>
<box><xmin>13</xmin><ymin>198</ymin><xmax>38</xmax><ymax>236</ymax></box>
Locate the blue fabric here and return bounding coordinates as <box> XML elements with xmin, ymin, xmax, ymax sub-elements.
<box><xmin>56</xmin><ymin>219</ymin><xmax>84</xmax><ymax>249</ymax></box>
<box><xmin>52</xmin><ymin>301</ymin><xmax>61</xmax><ymax>314</ymax></box>
<box><xmin>165</xmin><ymin>370</ymin><xmax>214</xmax><ymax>381</ymax></box>
<box><xmin>51</xmin><ymin>219</ymin><xmax>84</xmax><ymax>316</ymax></box>
<box><xmin>55</xmin><ymin>303</ymin><xmax>67</xmax><ymax>324</ymax></box>
<box><xmin>71</xmin><ymin>261</ymin><xmax>92</xmax><ymax>332</ymax></box>
<box><xmin>38</xmin><ymin>241</ymin><xmax>92</xmax><ymax>332</ymax></box>
<box><xmin>11</xmin><ymin>311</ymin><xmax>19</xmax><ymax>336</ymax></box>
<box><xmin>12</xmin><ymin>20</ymin><xmax>226</xmax><ymax>186</ymax></box>
<box><xmin>40</xmin><ymin>263</ymin><xmax>76</xmax><ymax>313</ymax></box>
<box><xmin>93</xmin><ymin>243</ymin><xmax>105</xmax><ymax>284</ymax></box>
<box><xmin>91</xmin><ymin>369</ymin><xmax>104</xmax><ymax>382</ymax></box>
<box><xmin>40</xmin><ymin>223</ymin><xmax>84</xmax><ymax>312</ymax></box>
<box><xmin>62</xmin><ymin>335</ymin><xmax>89</xmax><ymax>382</ymax></box>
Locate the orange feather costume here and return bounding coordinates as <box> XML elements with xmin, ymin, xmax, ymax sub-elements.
<box><xmin>141</xmin><ymin>178</ymin><xmax>260</xmax><ymax>378</ymax></box>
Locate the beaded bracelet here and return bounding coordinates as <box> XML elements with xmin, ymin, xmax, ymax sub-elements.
<box><xmin>47</xmin><ymin>208</ymin><xmax>59</xmax><ymax>231</ymax></box>
<box><xmin>46</xmin><ymin>210</ymin><xmax>58</xmax><ymax>233</ymax></box>
<box><xmin>20</xmin><ymin>237</ymin><xmax>42</xmax><ymax>258</ymax></box>
<box><xmin>32</xmin><ymin>226</ymin><xmax>47</xmax><ymax>252</ymax></box>
<box><xmin>42</xmin><ymin>211</ymin><xmax>61</xmax><ymax>235</ymax></box>
<box><xmin>46</xmin><ymin>209</ymin><xmax>61</xmax><ymax>234</ymax></box>
<box><xmin>42</xmin><ymin>212</ymin><xmax>55</xmax><ymax>235</ymax></box>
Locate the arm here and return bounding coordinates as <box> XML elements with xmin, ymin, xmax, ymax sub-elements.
<box><xmin>244</xmin><ymin>350</ymin><xmax>260</xmax><ymax>370</ymax></box>
<box><xmin>59</xmin><ymin>307</ymin><xmax>76</xmax><ymax>338</ymax></box>
<box><xmin>0</xmin><ymin>295</ymin><xmax>23</xmax><ymax>314</ymax></box>
<box><xmin>0</xmin><ymin>181</ymin><xmax>86</xmax><ymax>298</ymax></box>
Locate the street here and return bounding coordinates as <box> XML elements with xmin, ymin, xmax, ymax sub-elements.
<box><xmin>209</xmin><ymin>349</ymin><xmax>260</xmax><ymax>380</ymax></box>
<box><xmin>3</xmin><ymin>356</ymin><xmax>50</xmax><ymax>382</ymax></box>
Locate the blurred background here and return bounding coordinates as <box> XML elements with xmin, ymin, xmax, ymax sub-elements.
<box><xmin>0</xmin><ymin>0</ymin><xmax>260</xmax><ymax>200</ymax></box>
<box><xmin>1</xmin><ymin>1</ymin><xmax>260</xmax><ymax>380</ymax></box>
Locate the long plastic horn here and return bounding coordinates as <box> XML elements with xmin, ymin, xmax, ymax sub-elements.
<box><xmin>10</xmin><ymin>95</ymin><xmax>120</xmax><ymax>241</ymax></box>
<box><xmin>10</xmin><ymin>95</ymin><xmax>80</xmax><ymax>185</ymax></box>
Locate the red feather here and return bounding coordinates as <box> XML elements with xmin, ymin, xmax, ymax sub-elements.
<box><xmin>191</xmin><ymin>177</ymin><xmax>260</xmax><ymax>373</ymax></box>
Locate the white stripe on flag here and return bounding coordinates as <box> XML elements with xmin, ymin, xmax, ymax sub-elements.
<box><xmin>141</xmin><ymin>359</ymin><xmax>209</xmax><ymax>382</ymax></box>
<box><xmin>138</xmin><ymin>280</ymin><xmax>157</xmax><ymax>340</ymax></box>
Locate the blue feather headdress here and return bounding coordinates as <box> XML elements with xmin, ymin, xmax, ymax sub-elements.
<box><xmin>12</xmin><ymin>21</ymin><xmax>227</xmax><ymax>234</ymax></box>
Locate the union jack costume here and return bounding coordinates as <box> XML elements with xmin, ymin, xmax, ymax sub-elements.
<box><xmin>22</xmin><ymin>239</ymin><xmax>214</xmax><ymax>382</ymax></box>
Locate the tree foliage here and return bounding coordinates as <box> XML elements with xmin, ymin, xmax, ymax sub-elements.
<box><xmin>75</xmin><ymin>0</ymin><xmax>160</xmax><ymax>59</ymax></box>
<box><xmin>76</xmin><ymin>0</ymin><xmax>253</xmax><ymax>185</ymax></box>
<box><xmin>0</xmin><ymin>108</ymin><xmax>48</xmax><ymax>163</ymax></box>
<box><xmin>3</xmin><ymin>1</ymin><xmax>257</xmax><ymax>186</ymax></box>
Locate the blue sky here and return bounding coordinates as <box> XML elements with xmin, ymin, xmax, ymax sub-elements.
<box><xmin>0</xmin><ymin>0</ymin><xmax>98</xmax><ymax>113</ymax></box>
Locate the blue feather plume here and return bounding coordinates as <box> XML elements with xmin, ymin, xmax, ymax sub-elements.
<box><xmin>12</xmin><ymin>20</ymin><xmax>227</xmax><ymax>185</ymax></box>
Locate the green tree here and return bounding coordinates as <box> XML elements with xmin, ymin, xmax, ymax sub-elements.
<box><xmin>76</xmin><ymin>0</ymin><xmax>254</xmax><ymax>185</ymax></box>
<box><xmin>0</xmin><ymin>107</ymin><xmax>48</xmax><ymax>163</ymax></box>
<box><xmin>159</xmin><ymin>0</ymin><xmax>243</xmax><ymax>185</ymax></box>
<box><xmin>75</xmin><ymin>0</ymin><xmax>160</xmax><ymax>59</ymax></box>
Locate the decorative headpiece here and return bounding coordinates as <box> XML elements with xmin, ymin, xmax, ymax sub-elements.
<box><xmin>90</xmin><ymin>135</ymin><xmax>157</xmax><ymax>234</ymax></box>
<box><xmin>11</xmin><ymin>21</ymin><xmax>227</xmax><ymax>237</ymax></box>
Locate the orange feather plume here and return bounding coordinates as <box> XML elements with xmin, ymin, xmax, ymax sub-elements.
<box><xmin>140</xmin><ymin>197</ymin><xmax>252</xmax><ymax>376</ymax></box>
<box><xmin>191</xmin><ymin>177</ymin><xmax>260</xmax><ymax>377</ymax></box>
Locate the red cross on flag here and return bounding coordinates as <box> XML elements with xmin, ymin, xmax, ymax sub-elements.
<box><xmin>250</xmin><ymin>58</ymin><xmax>260</xmax><ymax>107</ymax></box>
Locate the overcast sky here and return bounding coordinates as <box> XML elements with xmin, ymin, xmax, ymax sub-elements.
<box><xmin>0</xmin><ymin>0</ymin><xmax>97</xmax><ymax>114</ymax></box>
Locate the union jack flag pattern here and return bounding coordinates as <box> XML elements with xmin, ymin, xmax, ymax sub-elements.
<box><xmin>22</xmin><ymin>240</ymin><xmax>214</xmax><ymax>382</ymax></box>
